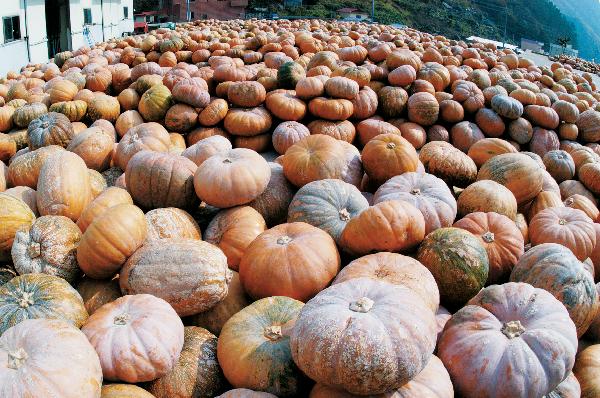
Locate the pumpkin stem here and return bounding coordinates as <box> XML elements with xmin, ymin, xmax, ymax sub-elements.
<box><xmin>339</xmin><ymin>208</ymin><xmax>351</xmax><ymax>221</ymax></box>
<box><xmin>482</xmin><ymin>231</ymin><xmax>495</xmax><ymax>243</ymax></box>
<box><xmin>277</xmin><ymin>235</ymin><xmax>292</xmax><ymax>245</ymax></box>
<box><xmin>386</xmin><ymin>142</ymin><xmax>396</xmax><ymax>149</ymax></box>
<box><xmin>222</xmin><ymin>158</ymin><xmax>232</xmax><ymax>164</ymax></box>
<box><xmin>564</xmin><ymin>198</ymin><xmax>574</xmax><ymax>206</ymax></box>
<box><xmin>27</xmin><ymin>242</ymin><xmax>41</xmax><ymax>258</ymax></box>
<box><xmin>264</xmin><ymin>325</ymin><xmax>283</xmax><ymax>341</ymax></box>
<box><xmin>7</xmin><ymin>348</ymin><xmax>28</xmax><ymax>370</ymax></box>
<box><xmin>349</xmin><ymin>296</ymin><xmax>374</xmax><ymax>313</ymax></box>
<box><xmin>16</xmin><ymin>291</ymin><xmax>35</xmax><ymax>308</ymax></box>
<box><xmin>113</xmin><ymin>313</ymin><xmax>130</xmax><ymax>325</ymax></box>
<box><xmin>410</xmin><ymin>188</ymin><xmax>421</xmax><ymax>195</ymax></box>
<box><xmin>558</xmin><ymin>219</ymin><xmax>567</xmax><ymax>225</ymax></box>
<box><xmin>501</xmin><ymin>320</ymin><xmax>525</xmax><ymax>339</ymax></box>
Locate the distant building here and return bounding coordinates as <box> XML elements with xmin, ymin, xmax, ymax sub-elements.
<box><xmin>171</xmin><ymin>0</ymin><xmax>247</xmax><ymax>21</ymax></box>
<box><xmin>549</xmin><ymin>43</ymin><xmax>579</xmax><ymax>57</ymax></box>
<box><xmin>0</xmin><ymin>0</ymin><xmax>133</xmax><ymax>77</ymax></box>
<box><xmin>521</xmin><ymin>38</ymin><xmax>544</xmax><ymax>53</ymax></box>
<box><xmin>337</xmin><ymin>8</ymin><xmax>369</xmax><ymax>21</ymax></box>
<box><xmin>466</xmin><ymin>36</ymin><xmax>517</xmax><ymax>50</ymax></box>
<box><xmin>284</xmin><ymin>0</ymin><xmax>303</xmax><ymax>6</ymax></box>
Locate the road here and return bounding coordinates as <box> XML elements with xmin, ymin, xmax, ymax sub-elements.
<box><xmin>520</xmin><ymin>50</ymin><xmax>600</xmax><ymax>87</ymax></box>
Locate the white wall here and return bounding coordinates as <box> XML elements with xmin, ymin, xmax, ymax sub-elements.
<box><xmin>26</xmin><ymin>0</ymin><xmax>49</xmax><ymax>64</ymax></box>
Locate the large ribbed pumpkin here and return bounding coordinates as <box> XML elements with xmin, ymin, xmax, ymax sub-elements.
<box><xmin>138</xmin><ymin>84</ymin><xmax>173</xmax><ymax>122</ymax></box>
<box><xmin>239</xmin><ymin>222</ymin><xmax>340</xmax><ymax>302</ymax></box>
<box><xmin>287</xmin><ymin>179</ymin><xmax>369</xmax><ymax>244</ymax></box>
<box><xmin>0</xmin><ymin>193</ymin><xmax>35</xmax><ymax>261</ymax></box>
<box><xmin>477</xmin><ymin>153</ymin><xmax>543</xmax><ymax>206</ymax></box>
<box><xmin>362</xmin><ymin>133</ymin><xmax>418</xmax><ymax>184</ymax></box>
<box><xmin>510</xmin><ymin>243</ymin><xmax>598</xmax><ymax>337</ymax></box>
<box><xmin>120</xmin><ymin>239</ymin><xmax>231</xmax><ymax>316</ymax></box>
<box><xmin>417</xmin><ymin>227</ymin><xmax>489</xmax><ymax>309</ymax></box>
<box><xmin>77</xmin><ymin>203</ymin><xmax>147</xmax><ymax>279</ymax></box>
<box><xmin>27</xmin><ymin>112</ymin><xmax>75</xmax><ymax>150</ymax></box>
<box><xmin>65</xmin><ymin>126</ymin><xmax>114</xmax><ymax>171</ymax></box>
<box><xmin>6</xmin><ymin>145</ymin><xmax>64</xmax><ymax>189</ymax></box>
<box><xmin>574</xmin><ymin>344</ymin><xmax>600</xmax><ymax>398</ymax></box>
<box><xmin>217</xmin><ymin>296</ymin><xmax>305</xmax><ymax>397</ymax></box>
<box><xmin>453</xmin><ymin>212</ymin><xmax>524</xmax><ymax>285</ymax></box>
<box><xmin>82</xmin><ymin>294</ymin><xmax>184</xmax><ymax>383</ymax></box>
<box><xmin>113</xmin><ymin>122</ymin><xmax>171</xmax><ymax>171</ymax></box>
<box><xmin>290</xmin><ymin>278</ymin><xmax>437</xmax><ymax>395</ymax></box>
<box><xmin>439</xmin><ymin>283</ymin><xmax>577</xmax><ymax>398</ymax></box>
<box><xmin>145</xmin><ymin>207</ymin><xmax>201</xmax><ymax>241</ymax></box>
<box><xmin>76</xmin><ymin>187</ymin><xmax>133</xmax><ymax>233</ymax></box>
<box><xmin>36</xmin><ymin>151</ymin><xmax>92</xmax><ymax>221</ymax></box>
<box><xmin>374</xmin><ymin>172</ymin><xmax>457</xmax><ymax>236</ymax></box>
<box><xmin>0</xmin><ymin>319</ymin><xmax>102</xmax><ymax>398</ymax></box>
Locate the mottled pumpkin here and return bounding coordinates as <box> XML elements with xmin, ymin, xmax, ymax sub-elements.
<box><xmin>87</xmin><ymin>95</ymin><xmax>120</xmax><ymax>123</ymax></box>
<box><xmin>49</xmin><ymin>100</ymin><xmax>88</xmax><ymax>122</ymax></box>
<box><xmin>139</xmin><ymin>84</ymin><xmax>173</xmax><ymax>122</ymax></box>
<box><xmin>490</xmin><ymin>95</ymin><xmax>523</xmax><ymax>119</ymax></box>
<box><xmin>417</xmin><ymin>227</ymin><xmax>489</xmax><ymax>309</ymax></box>
<box><xmin>145</xmin><ymin>207</ymin><xmax>201</xmax><ymax>241</ymax></box>
<box><xmin>218</xmin><ymin>296</ymin><xmax>305</xmax><ymax>397</ymax></box>
<box><xmin>419</xmin><ymin>141</ymin><xmax>477</xmax><ymax>188</ymax></box>
<box><xmin>13</xmin><ymin>103</ymin><xmax>48</xmax><ymax>128</ymax></box>
<box><xmin>101</xmin><ymin>384</ymin><xmax>155</xmax><ymax>398</ymax></box>
<box><xmin>27</xmin><ymin>112</ymin><xmax>74</xmax><ymax>150</ymax></box>
<box><xmin>76</xmin><ymin>276</ymin><xmax>121</xmax><ymax>315</ymax></box>
<box><xmin>0</xmin><ymin>273</ymin><xmax>88</xmax><ymax>334</ymax></box>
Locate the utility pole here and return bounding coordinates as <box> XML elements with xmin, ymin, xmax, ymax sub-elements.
<box><xmin>371</xmin><ymin>0</ymin><xmax>375</xmax><ymax>22</ymax></box>
<box><xmin>187</xmin><ymin>0</ymin><xmax>191</xmax><ymax>22</ymax></box>
<box><xmin>503</xmin><ymin>2</ymin><xmax>508</xmax><ymax>49</ymax></box>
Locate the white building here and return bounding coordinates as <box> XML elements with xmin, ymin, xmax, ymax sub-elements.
<box><xmin>0</xmin><ymin>0</ymin><xmax>134</xmax><ymax>76</ymax></box>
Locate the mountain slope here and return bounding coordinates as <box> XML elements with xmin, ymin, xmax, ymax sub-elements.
<box><xmin>551</xmin><ymin>0</ymin><xmax>600</xmax><ymax>60</ymax></box>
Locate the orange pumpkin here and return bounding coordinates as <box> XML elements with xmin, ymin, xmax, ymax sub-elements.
<box><xmin>362</xmin><ymin>133</ymin><xmax>418</xmax><ymax>184</ymax></box>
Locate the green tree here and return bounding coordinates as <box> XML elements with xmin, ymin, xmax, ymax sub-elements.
<box><xmin>134</xmin><ymin>0</ymin><xmax>160</xmax><ymax>13</ymax></box>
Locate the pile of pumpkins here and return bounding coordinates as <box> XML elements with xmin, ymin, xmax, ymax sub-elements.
<box><xmin>550</xmin><ymin>53</ymin><xmax>600</xmax><ymax>75</ymax></box>
<box><xmin>2</xmin><ymin>17</ymin><xmax>600</xmax><ymax>398</ymax></box>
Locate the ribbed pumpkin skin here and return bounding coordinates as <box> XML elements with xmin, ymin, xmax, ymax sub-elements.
<box><xmin>121</xmin><ymin>239</ymin><xmax>231</xmax><ymax>316</ymax></box>
<box><xmin>145</xmin><ymin>207</ymin><xmax>201</xmax><ymax>241</ymax></box>
<box><xmin>287</xmin><ymin>179</ymin><xmax>369</xmax><ymax>244</ymax></box>
<box><xmin>249</xmin><ymin>162</ymin><xmax>296</xmax><ymax>227</ymax></box>
<box><xmin>217</xmin><ymin>296</ymin><xmax>305</xmax><ymax>397</ymax></box>
<box><xmin>11</xmin><ymin>215</ymin><xmax>81</xmax><ymax>283</ymax></box>
<box><xmin>491</xmin><ymin>95</ymin><xmax>523</xmax><ymax>119</ymax></box>
<box><xmin>419</xmin><ymin>141</ymin><xmax>477</xmax><ymax>188</ymax></box>
<box><xmin>467</xmin><ymin>138</ymin><xmax>517</xmax><ymax>168</ymax></box>
<box><xmin>49</xmin><ymin>100</ymin><xmax>88</xmax><ymax>122</ymax></box>
<box><xmin>76</xmin><ymin>276</ymin><xmax>121</xmax><ymax>315</ymax></box>
<box><xmin>82</xmin><ymin>294</ymin><xmax>184</xmax><ymax>383</ymax></box>
<box><xmin>529</xmin><ymin>207</ymin><xmax>596</xmax><ymax>261</ymax></box>
<box><xmin>66</xmin><ymin>126</ymin><xmax>114</xmax><ymax>171</ymax></box>
<box><xmin>417</xmin><ymin>227</ymin><xmax>489</xmax><ymax>309</ymax></box>
<box><xmin>148</xmin><ymin>326</ymin><xmax>225</xmax><ymax>398</ymax></box>
<box><xmin>126</xmin><ymin>151</ymin><xmax>198</xmax><ymax>210</ymax></box>
<box><xmin>76</xmin><ymin>187</ymin><xmax>133</xmax><ymax>233</ymax></box>
<box><xmin>453</xmin><ymin>212</ymin><xmax>524</xmax><ymax>285</ymax></box>
<box><xmin>278</xmin><ymin>61</ymin><xmax>306</xmax><ymax>89</ymax></box>
<box><xmin>13</xmin><ymin>103</ymin><xmax>48</xmax><ymax>128</ymax></box>
<box><xmin>27</xmin><ymin>112</ymin><xmax>75</xmax><ymax>150</ymax></box>
<box><xmin>574</xmin><ymin>344</ymin><xmax>600</xmax><ymax>398</ymax></box>
<box><xmin>205</xmin><ymin>206</ymin><xmax>266</xmax><ymax>271</ymax></box>
<box><xmin>457</xmin><ymin>180</ymin><xmax>518</xmax><ymax>220</ymax></box>
<box><xmin>0</xmin><ymin>193</ymin><xmax>35</xmax><ymax>260</ymax></box>
<box><xmin>114</xmin><ymin>122</ymin><xmax>171</xmax><ymax>171</ymax></box>
<box><xmin>477</xmin><ymin>153</ymin><xmax>543</xmax><ymax>206</ymax></box>
<box><xmin>139</xmin><ymin>84</ymin><xmax>173</xmax><ymax>122</ymax></box>
<box><xmin>308</xmin><ymin>355</ymin><xmax>454</xmax><ymax>398</ymax></box>
<box><xmin>374</xmin><ymin>172</ymin><xmax>457</xmax><ymax>236</ymax></box>
<box><xmin>77</xmin><ymin>203</ymin><xmax>147</xmax><ymax>279</ymax></box>
<box><xmin>510</xmin><ymin>243</ymin><xmax>598</xmax><ymax>337</ymax></box>
<box><xmin>0</xmin><ymin>273</ymin><xmax>88</xmax><ymax>335</ymax></box>
<box><xmin>340</xmin><ymin>200</ymin><xmax>426</xmax><ymax>256</ymax></box>
<box><xmin>216</xmin><ymin>390</ymin><xmax>277</xmax><ymax>398</ymax></box>
<box><xmin>545</xmin><ymin>372</ymin><xmax>581</xmax><ymax>398</ymax></box>
<box><xmin>101</xmin><ymin>384</ymin><xmax>155</xmax><ymax>398</ymax></box>
<box><xmin>181</xmin><ymin>135</ymin><xmax>232</xmax><ymax>167</ymax></box>
<box><xmin>7</xmin><ymin>145</ymin><xmax>64</xmax><ymax>189</ymax></box>
<box><xmin>290</xmin><ymin>278</ymin><xmax>437</xmax><ymax>395</ymax></box>
<box><xmin>362</xmin><ymin>133</ymin><xmax>419</xmax><ymax>184</ymax></box>
<box><xmin>333</xmin><ymin>252</ymin><xmax>440</xmax><ymax>312</ymax></box>
<box><xmin>438</xmin><ymin>283</ymin><xmax>577</xmax><ymax>398</ymax></box>
<box><xmin>239</xmin><ymin>222</ymin><xmax>340</xmax><ymax>302</ymax></box>
<box><xmin>36</xmin><ymin>151</ymin><xmax>92</xmax><ymax>222</ymax></box>
<box><xmin>0</xmin><ymin>319</ymin><xmax>102</xmax><ymax>398</ymax></box>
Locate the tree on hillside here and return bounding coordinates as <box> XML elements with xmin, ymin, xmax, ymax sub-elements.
<box><xmin>134</xmin><ymin>0</ymin><xmax>160</xmax><ymax>12</ymax></box>
<box><xmin>557</xmin><ymin>36</ymin><xmax>571</xmax><ymax>54</ymax></box>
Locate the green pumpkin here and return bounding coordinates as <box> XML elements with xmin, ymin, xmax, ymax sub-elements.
<box><xmin>159</xmin><ymin>36</ymin><xmax>184</xmax><ymax>53</ymax></box>
<box><xmin>49</xmin><ymin>100</ymin><xmax>88</xmax><ymax>122</ymax></box>
<box><xmin>13</xmin><ymin>103</ymin><xmax>48</xmax><ymax>128</ymax></box>
<box><xmin>53</xmin><ymin>51</ymin><xmax>73</xmax><ymax>68</ymax></box>
<box><xmin>277</xmin><ymin>61</ymin><xmax>306</xmax><ymax>89</ymax></box>
<box><xmin>0</xmin><ymin>265</ymin><xmax>16</xmax><ymax>286</ymax></box>
<box><xmin>139</xmin><ymin>84</ymin><xmax>173</xmax><ymax>122</ymax></box>
<box><xmin>0</xmin><ymin>273</ymin><xmax>88</xmax><ymax>334</ymax></box>
<box><xmin>287</xmin><ymin>179</ymin><xmax>369</xmax><ymax>244</ymax></box>
<box><xmin>217</xmin><ymin>296</ymin><xmax>305</xmax><ymax>397</ymax></box>
<box><xmin>491</xmin><ymin>95</ymin><xmax>523</xmax><ymax>119</ymax></box>
<box><xmin>417</xmin><ymin>227</ymin><xmax>489</xmax><ymax>310</ymax></box>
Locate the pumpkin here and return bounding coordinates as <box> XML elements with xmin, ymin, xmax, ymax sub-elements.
<box><xmin>362</xmin><ymin>133</ymin><xmax>418</xmax><ymax>184</ymax></box>
<box><xmin>450</xmin><ymin>121</ymin><xmax>484</xmax><ymax>153</ymax></box>
<box><xmin>526</xmin><ymin>190</ymin><xmax>564</xmax><ymax>222</ymax></box>
<box><xmin>0</xmin><ymin>318</ymin><xmax>102</xmax><ymax>398</ymax></box>
<box><xmin>529</xmin><ymin>206</ymin><xmax>596</xmax><ymax>261</ymax></box>
<box><xmin>87</xmin><ymin>95</ymin><xmax>120</xmax><ymax>123</ymax></box>
<box><xmin>164</xmin><ymin>103</ymin><xmax>197</xmax><ymax>133</ymax></box>
<box><xmin>49</xmin><ymin>100</ymin><xmax>88</xmax><ymax>122</ymax></box>
<box><xmin>248</xmin><ymin>162</ymin><xmax>295</xmax><ymax>227</ymax></box>
<box><xmin>145</xmin><ymin>207</ymin><xmax>201</xmax><ymax>241</ymax></box>
<box><xmin>0</xmin><ymin>106</ymin><xmax>15</xmax><ymax>133</ymax></box>
<box><xmin>340</xmin><ymin>200</ymin><xmax>425</xmax><ymax>256</ymax></box>
<box><xmin>118</xmin><ymin>88</ymin><xmax>140</xmax><ymax>110</ymax></box>
<box><xmin>216</xmin><ymin>390</ymin><xmax>277</xmax><ymax>398</ymax></box>
<box><xmin>511</xmin><ymin>243</ymin><xmax>598</xmax><ymax>337</ymax></box>
<box><xmin>6</xmin><ymin>145</ymin><xmax>63</xmax><ymax>189</ymax></box>
<box><xmin>552</xmin><ymin>100</ymin><xmax>580</xmax><ymax>123</ymax></box>
<box><xmin>579</xmin><ymin>162</ymin><xmax>600</xmax><ymax>196</ymax></box>
<box><xmin>564</xmin><ymin>194</ymin><xmax>599</xmax><ymax>221</ymax></box>
<box><xmin>120</xmin><ymin>239</ymin><xmax>231</xmax><ymax>316</ymax></box>
<box><xmin>272</xmin><ymin>121</ymin><xmax>310</xmax><ymax>155</ymax></box>
<box><xmin>224</xmin><ymin>107</ymin><xmax>272</xmax><ymax>136</ymax></box>
<box><xmin>2</xmin><ymin>186</ymin><xmax>37</xmax><ymax>216</ymax></box>
<box><xmin>356</xmin><ymin>119</ymin><xmax>400</xmax><ymax>146</ymax></box>
<box><xmin>546</xmin><ymin>372</ymin><xmax>581</xmax><ymax>398</ymax></box>
<box><xmin>199</xmin><ymin>98</ymin><xmax>229</xmax><ymax>126</ymax></box>
<box><xmin>419</xmin><ymin>141</ymin><xmax>477</xmax><ymax>188</ymax></box>
<box><xmin>76</xmin><ymin>276</ymin><xmax>121</xmax><ymax>315</ymax></box>
<box><xmin>453</xmin><ymin>81</ymin><xmax>485</xmax><ymax>113</ymax></box>
<box><xmin>138</xmin><ymin>84</ymin><xmax>173</xmax><ymax>122</ymax></box>
<box><xmin>240</xmin><ymin>222</ymin><xmax>340</xmax><ymax>301</ymax></box>
<box><xmin>171</xmin><ymin>82</ymin><xmax>210</xmax><ymax>108</ymax></box>
<box><xmin>65</xmin><ymin>127</ymin><xmax>114</xmax><ymax>171</ymax></box>
<box><xmin>11</xmin><ymin>215</ymin><xmax>81</xmax><ymax>283</ymax></box>
<box><xmin>194</xmin><ymin>148</ymin><xmax>270</xmax><ymax>208</ymax></box>
<box><xmin>439</xmin><ymin>99</ymin><xmax>464</xmax><ymax>123</ymax></box>
<box><xmin>0</xmin><ymin>273</ymin><xmax>88</xmax><ymax>334</ymax></box>
<box><xmin>36</xmin><ymin>151</ymin><xmax>91</xmax><ymax>221</ymax></box>
<box><xmin>76</xmin><ymin>187</ymin><xmax>132</xmax><ymax>233</ymax></box>
<box><xmin>125</xmin><ymin>151</ymin><xmax>198</xmax><ymax>210</ymax></box>
<box><xmin>416</xmin><ymin>227</ymin><xmax>489</xmax><ymax>309</ymax></box>
<box><xmin>467</xmin><ymin>137</ymin><xmax>517</xmax><ymax>167</ymax></box>
<box><xmin>26</xmin><ymin>112</ymin><xmax>74</xmax><ymax>150</ymax></box>
<box><xmin>374</xmin><ymin>172</ymin><xmax>457</xmax><ymax>236</ymax></box>
<box><xmin>82</xmin><ymin>294</ymin><xmax>184</xmax><ymax>383</ymax></box>
<box><xmin>508</xmin><ymin>117</ymin><xmax>533</xmax><ymax>144</ymax></box>
<box><xmin>77</xmin><ymin>203</ymin><xmax>147</xmax><ymax>279</ymax></box>
<box><xmin>377</xmin><ymin>86</ymin><xmax>409</xmax><ymax>118</ymax></box>
<box><xmin>228</xmin><ymin>81</ymin><xmax>267</xmax><ymax>107</ymax></box>
<box><xmin>438</xmin><ymin>282</ymin><xmax>577</xmax><ymax>398</ymax></box>
<box><xmin>217</xmin><ymin>296</ymin><xmax>305</xmax><ymax>397</ymax></box>
<box><xmin>543</xmin><ymin>150</ymin><xmax>575</xmax><ymax>183</ymax></box>
<box><xmin>577</xmin><ymin>109</ymin><xmax>600</xmax><ymax>143</ymax></box>
<box><xmin>276</xmin><ymin>61</ymin><xmax>305</xmax><ymax>89</ymax></box>
<box><xmin>333</xmin><ymin>252</ymin><xmax>439</xmax><ymax>312</ymax></box>
<box><xmin>182</xmin><ymin>135</ymin><xmax>232</xmax><ymax>167</ymax></box>
<box><xmin>408</xmin><ymin>92</ymin><xmax>439</xmax><ymax>126</ymax></box>
<box><xmin>453</xmin><ymin>212</ymin><xmax>524</xmax><ymax>285</ymax></box>
<box><xmin>13</xmin><ymin>103</ymin><xmax>48</xmax><ymax>128</ymax></box>
<box><xmin>0</xmin><ymin>193</ymin><xmax>35</xmax><ymax>261</ymax></box>
<box><xmin>490</xmin><ymin>94</ymin><xmax>523</xmax><ymax>119</ymax></box>
<box><xmin>101</xmin><ymin>384</ymin><xmax>155</xmax><ymax>398</ymax></box>
<box><xmin>574</xmin><ymin>344</ymin><xmax>600</xmax><ymax>398</ymax></box>
<box><xmin>114</xmin><ymin>122</ymin><xmax>171</xmax><ymax>170</ymax></box>
<box><xmin>290</xmin><ymin>278</ymin><xmax>436</xmax><ymax>395</ymax></box>
<box><xmin>477</xmin><ymin>153</ymin><xmax>543</xmax><ymax>206</ymax></box>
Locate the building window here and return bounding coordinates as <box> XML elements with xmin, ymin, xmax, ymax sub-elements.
<box><xmin>83</xmin><ymin>8</ymin><xmax>92</xmax><ymax>24</ymax></box>
<box><xmin>3</xmin><ymin>16</ymin><xmax>21</xmax><ymax>43</ymax></box>
<box><xmin>190</xmin><ymin>12</ymin><xmax>195</xmax><ymax>19</ymax></box>
<box><xmin>123</xmin><ymin>6</ymin><xmax>129</xmax><ymax>19</ymax></box>
<box><xmin>200</xmin><ymin>14</ymin><xmax>208</xmax><ymax>19</ymax></box>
